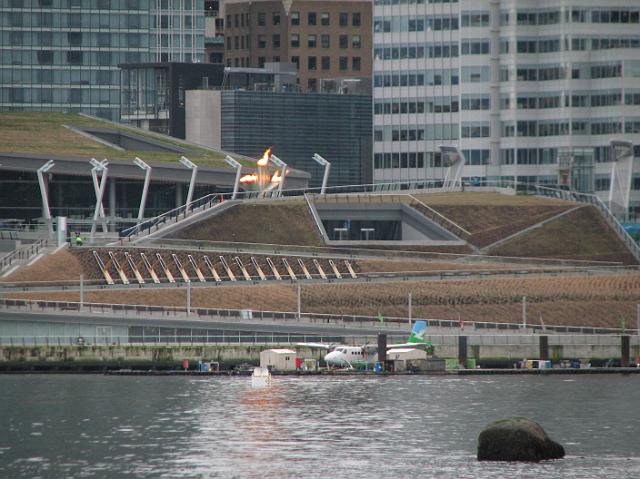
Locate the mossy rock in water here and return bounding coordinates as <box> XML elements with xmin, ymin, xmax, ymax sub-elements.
<box><xmin>477</xmin><ymin>417</ymin><xmax>565</xmax><ymax>462</ymax></box>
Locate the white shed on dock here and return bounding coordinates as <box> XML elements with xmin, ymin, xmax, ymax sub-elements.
<box><xmin>260</xmin><ymin>348</ymin><xmax>297</xmax><ymax>371</ymax></box>
<box><xmin>388</xmin><ymin>348</ymin><xmax>428</xmax><ymax>372</ymax></box>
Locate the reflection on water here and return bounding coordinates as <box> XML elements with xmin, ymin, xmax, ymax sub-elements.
<box><xmin>0</xmin><ymin>375</ymin><xmax>639</xmax><ymax>478</ymax></box>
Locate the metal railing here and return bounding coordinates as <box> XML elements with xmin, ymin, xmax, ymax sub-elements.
<box><xmin>0</xmin><ymin>238</ymin><xmax>48</xmax><ymax>273</ymax></box>
<box><xmin>0</xmin><ymin>298</ymin><xmax>630</xmax><ymax>336</ymax></box>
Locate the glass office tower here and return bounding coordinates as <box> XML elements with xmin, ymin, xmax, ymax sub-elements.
<box><xmin>372</xmin><ymin>0</ymin><xmax>640</xmax><ymax>213</ymax></box>
<box><xmin>0</xmin><ymin>0</ymin><xmax>204</xmax><ymax>121</ymax></box>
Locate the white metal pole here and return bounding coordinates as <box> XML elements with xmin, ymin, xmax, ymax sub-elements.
<box><xmin>37</xmin><ymin>161</ymin><xmax>54</xmax><ymax>235</ymax></box>
<box><xmin>80</xmin><ymin>274</ymin><xmax>84</xmax><ymax>309</ymax></box>
<box><xmin>232</xmin><ymin>164</ymin><xmax>242</xmax><ymax>200</ymax></box>
<box><xmin>90</xmin><ymin>164</ymin><xmax>108</xmax><ymax>233</ymax></box>
<box><xmin>637</xmin><ymin>304</ymin><xmax>639</xmax><ymax>337</ymax></box>
<box><xmin>187</xmin><ymin>281</ymin><xmax>191</xmax><ymax>316</ymax></box>
<box><xmin>408</xmin><ymin>292</ymin><xmax>412</xmax><ymax>328</ymax></box>
<box><xmin>321</xmin><ymin>162</ymin><xmax>331</xmax><ymax>195</ymax></box>
<box><xmin>277</xmin><ymin>164</ymin><xmax>286</xmax><ymax>196</ymax></box>
<box><xmin>134</xmin><ymin>158</ymin><xmax>152</xmax><ymax>222</ymax></box>
<box><xmin>522</xmin><ymin>295</ymin><xmax>527</xmax><ymax>329</ymax></box>
<box><xmin>297</xmin><ymin>284</ymin><xmax>301</xmax><ymax>320</ymax></box>
<box><xmin>186</xmin><ymin>165</ymin><xmax>197</xmax><ymax>210</ymax></box>
<box><xmin>90</xmin><ymin>166</ymin><xmax>108</xmax><ymax>240</ymax></box>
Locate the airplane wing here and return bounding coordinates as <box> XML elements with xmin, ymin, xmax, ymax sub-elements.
<box><xmin>296</xmin><ymin>342</ymin><xmax>332</xmax><ymax>350</ymax></box>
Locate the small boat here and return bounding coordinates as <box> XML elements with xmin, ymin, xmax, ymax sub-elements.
<box><xmin>251</xmin><ymin>367</ymin><xmax>272</xmax><ymax>388</ymax></box>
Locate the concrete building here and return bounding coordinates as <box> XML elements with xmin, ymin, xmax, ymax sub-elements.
<box><xmin>223</xmin><ymin>0</ymin><xmax>372</xmax><ymax>92</ymax></box>
<box><xmin>0</xmin><ymin>0</ymin><xmax>205</xmax><ymax>122</ymax></box>
<box><xmin>119</xmin><ymin>62</ymin><xmax>225</xmax><ymax>138</ymax></box>
<box><xmin>186</xmin><ymin>83</ymin><xmax>373</xmax><ymax>187</ymax></box>
<box><xmin>373</xmin><ymin>0</ymin><xmax>640</xmax><ymax>218</ymax></box>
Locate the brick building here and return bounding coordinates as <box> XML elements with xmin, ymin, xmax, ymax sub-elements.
<box><xmin>223</xmin><ymin>0</ymin><xmax>372</xmax><ymax>92</ymax></box>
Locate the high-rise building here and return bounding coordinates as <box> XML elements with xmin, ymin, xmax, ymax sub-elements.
<box><xmin>0</xmin><ymin>0</ymin><xmax>205</xmax><ymax>121</ymax></box>
<box><xmin>223</xmin><ymin>0</ymin><xmax>372</xmax><ymax>92</ymax></box>
<box><xmin>373</xmin><ymin>1</ymin><xmax>640</xmax><ymax>215</ymax></box>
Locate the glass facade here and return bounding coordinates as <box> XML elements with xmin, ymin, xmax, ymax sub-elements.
<box><xmin>221</xmin><ymin>91</ymin><xmax>372</xmax><ymax>187</ymax></box>
<box><xmin>373</xmin><ymin>0</ymin><xmax>640</xmax><ymax>211</ymax></box>
<box><xmin>0</xmin><ymin>0</ymin><xmax>204</xmax><ymax>121</ymax></box>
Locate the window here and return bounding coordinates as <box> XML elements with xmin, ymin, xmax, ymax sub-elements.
<box><xmin>339</xmin><ymin>12</ymin><xmax>348</xmax><ymax>26</ymax></box>
<box><xmin>321</xmin><ymin>34</ymin><xmax>330</xmax><ymax>48</ymax></box>
<box><xmin>308</xmin><ymin>78</ymin><xmax>317</xmax><ymax>92</ymax></box>
<box><xmin>258</xmin><ymin>12</ymin><xmax>266</xmax><ymax>26</ymax></box>
<box><xmin>352</xmin><ymin>12</ymin><xmax>361</xmax><ymax>26</ymax></box>
<box><xmin>69</xmin><ymin>89</ymin><xmax>82</xmax><ymax>103</ymax></box>
<box><xmin>352</xmin><ymin>57</ymin><xmax>361</xmax><ymax>71</ymax></box>
<box><xmin>67</xmin><ymin>51</ymin><xmax>83</xmax><ymax>65</ymax></box>
<box><xmin>9</xmin><ymin>31</ymin><xmax>22</xmax><ymax>46</ymax></box>
<box><xmin>257</xmin><ymin>56</ymin><xmax>265</xmax><ymax>67</ymax></box>
<box><xmin>291</xmin><ymin>12</ymin><xmax>300</xmax><ymax>26</ymax></box>
<box><xmin>308</xmin><ymin>12</ymin><xmax>316</xmax><ymax>25</ymax></box>
<box><xmin>308</xmin><ymin>56</ymin><xmax>317</xmax><ymax>70</ymax></box>
<box><xmin>97</xmin><ymin>33</ymin><xmax>111</xmax><ymax>47</ymax></box>
<box><xmin>68</xmin><ymin>13</ymin><xmax>81</xmax><ymax>28</ymax></box>
<box><xmin>352</xmin><ymin>35</ymin><xmax>361</xmax><ymax>49</ymax></box>
<box><xmin>37</xmin><ymin>51</ymin><xmax>53</xmax><ymax>65</ymax></box>
<box><xmin>339</xmin><ymin>56</ymin><xmax>348</xmax><ymax>70</ymax></box>
<box><xmin>321</xmin><ymin>12</ymin><xmax>330</xmax><ymax>26</ymax></box>
<box><xmin>291</xmin><ymin>56</ymin><xmax>299</xmax><ymax>69</ymax></box>
<box><xmin>97</xmin><ymin>70</ymin><xmax>111</xmax><ymax>85</ymax></box>
<box><xmin>272</xmin><ymin>34</ymin><xmax>280</xmax><ymax>49</ymax></box>
<box><xmin>291</xmin><ymin>34</ymin><xmax>300</xmax><ymax>48</ymax></box>
<box><xmin>258</xmin><ymin>35</ymin><xmax>266</xmax><ymax>48</ymax></box>
<box><xmin>321</xmin><ymin>56</ymin><xmax>330</xmax><ymax>70</ymax></box>
<box><xmin>97</xmin><ymin>52</ymin><xmax>111</xmax><ymax>65</ymax></box>
<box><xmin>308</xmin><ymin>34</ymin><xmax>316</xmax><ymax>48</ymax></box>
<box><xmin>273</xmin><ymin>12</ymin><xmax>280</xmax><ymax>25</ymax></box>
<box><xmin>339</xmin><ymin>35</ymin><xmax>348</xmax><ymax>49</ymax></box>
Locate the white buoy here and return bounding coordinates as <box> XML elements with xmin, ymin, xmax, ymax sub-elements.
<box><xmin>251</xmin><ymin>367</ymin><xmax>272</xmax><ymax>388</ymax></box>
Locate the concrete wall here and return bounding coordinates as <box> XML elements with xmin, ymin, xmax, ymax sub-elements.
<box><xmin>185</xmin><ymin>90</ymin><xmax>221</xmax><ymax>149</ymax></box>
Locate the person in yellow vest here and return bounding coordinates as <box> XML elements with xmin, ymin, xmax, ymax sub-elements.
<box><xmin>74</xmin><ymin>232</ymin><xmax>83</xmax><ymax>246</ymax></box>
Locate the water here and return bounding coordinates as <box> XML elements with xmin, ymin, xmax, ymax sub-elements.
<box><xmin>0</xmin><ymin>374</ymin><xmax>639</xmax><ymax>478</ymax></box>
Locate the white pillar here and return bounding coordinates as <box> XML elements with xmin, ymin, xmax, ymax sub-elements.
<box><xmin>522</xmin><ymin>296</ymin><xmax>527</xmax><ymax>329</ymax></box>
<box><xmin>187</xmin><ymin>281</ymin><xmax>191</xmax><ymax>316</ymax></box>
<box><xmin>408</xmin><ymin>293</ymin><xmax>412</xmax><ymax>328</ymax></box>
<box><xmin>297</xmin><ymin>284</ymin><xmax>301</xmax><ymax>320</ymax></box>
<box><xmin>37</xmin><ymin>160</ymin><xmax>54</xmax><ymax>235</ymax></box>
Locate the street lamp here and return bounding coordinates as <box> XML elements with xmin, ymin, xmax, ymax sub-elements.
<box><xmin>333</xmin><ymin>227</ymin><xmax>348</xmax><ymax>241</ymax></box>
<box><xmin>269</xmin><ymin>154</ymin><xmax>287</xmax><ymax>196</ymax></box>
<box><xmin>179</xmin><ymin>156</ymin><xmax>198</xmax><ymax>211</ymax></box>
<box><xmin>37</xmin><ymin>160</ymin><xmax>55</xmax><ymax>235</ymax></box>
<box><xmin>133</xmin><ymin>157</ymin><xmax>152</xmax><ymax>222</ymax></box>
<box><xmin>360</xmin><ymin>227</ymin><xmax>375</xmax><ymax>241</ymax></box>
<box><xmin>312</xmin><ymin>153</ymin><xmax>331</xmax><ymax>195</ymax></box>
<box><xmin>224</xmin><ymin>155</ymin><xmax>243</xmax><ymax>200</ymax></box>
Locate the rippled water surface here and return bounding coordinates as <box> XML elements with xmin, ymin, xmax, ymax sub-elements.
<box><xmin>0</xmin><ymin>374</ymin><xmax>639</xmax><ymax>478</ymax></box>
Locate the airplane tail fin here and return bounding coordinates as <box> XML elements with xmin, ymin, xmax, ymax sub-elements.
<box><xmin>407</xmin><ymin>320</ymin><xmax>428</xmax><ymax>344</ymax></box>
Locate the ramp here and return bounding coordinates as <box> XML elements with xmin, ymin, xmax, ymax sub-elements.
<box><xmin>328</xmin><ymin>259</ymin><xmax>342</xmax><ymax>279</ymax></box>
<box><xmin>344</xmin><ymin>260</ymin><xmax>357</xmax><ymax>279</ymax></box>
<box><xmin>266</xmin><ymin>258</ymin><xmax>282</xmax><ymax>280</ymax></box>
<box><xmin>250</xmin><ymin>256</ymin><xmax>267</xmax><ymax>280</ymax></box>
<box><xmin>312</xmin><ymin>259</ymin><xmax>327</xmax><ymax>279</ymax></box>
<box><xmin>297</xmin><ymin>258</ymin><xmax>312</xmax><ymax>279</ymax></box>
<box><xmin>124</xmin><ymin>252</ymin><xmax>145</xmax><ymax>284</ymax></box>
<box><xmin>234</xmin><ymin>256</ymin><xmax>252</xmax><ymax>281</ymax></box>
<box><xmin>108</xmin><ymin>251</ymin><xmax>130</xmax><ymax>285</ymax></box>
<box><xmin>156</xmin><ymin>253</ymin><xmax>175</xmax><ymax>283</ymax></box>
<box><xmin>219</xmin><ymin>256</ymin><xmax>236</xmax><ymax>281</ymax></box>
<box><xmin>188</xmin><ymin>254</ymin><xmax>206</xmax><ymax>282</ymax></box>
<box><xmin>281</xmin><ymin>258</ymin><xmax>296</xmax><ymax>280</ymax></box>
<box><xmin>172</xmin><ymin>254</ymin><xmax>191</xmax><ymax>282</ymax></box>
<box><xmin>203</xmin><ymin>255</ymin><xmax>222</xmax><ymax>282</ymax></box>
<box><xmin>92</xmin><ymin>251</ymin><xmax>114</xmax><ymax>285</ymax></box>
<box><xmin>140</xmin><ymin>253</ymin><xmax>160</xmax><ymax>283</ymax></box>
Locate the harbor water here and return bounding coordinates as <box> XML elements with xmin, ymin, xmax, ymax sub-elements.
<box><xmin>0</xmin><ymin>374</ymin><xmax>639</xmax><ymax>478</ymax></box>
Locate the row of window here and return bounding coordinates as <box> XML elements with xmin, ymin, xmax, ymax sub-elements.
<box><xmin>3</xmin><ymin>86</ymin><xmax>119</xmax><ymax>104</ymax></box>
<box><xmin>1</xmin><ymin>50</ymin><xmax>158</xmax><ymax>66</ymax></box>
<box><xmin>374</xmin><ymin>0</ymin><xmax>458</xmax><ymax>5</ymax></box>
<box><xmin>0</xmin><ymin>68</ymin><xmax>120</xmax><ymax>85</ymax></box>
<box><xmin>374</xmin><ymin>124</ymin><xmax>459</xmax><ymax>142</ymax></box>
<box><xmin>373</xmin><ymin>43</ymin><xmax>458</xmax><ymax>61</ymax></box>
<box><xmin>2</xmin><ymin>11</ymin><xmax>201</xmax><ymax>29</ymax></box>
<box><xmin>226</xmin><ymin>33</ymin><xmax>362</xmax><ymax>51</ymax></box>
<box><xmin>373</xmin><ymin>148</ymin><xmax>489</xmax><ymax>170</ymax></box>
<box><xmin>374</xmin><ymin>95</ymin><xmax>490</xmax><ymax>115</ymax></box>
<box><xmin>374</xmin><ymin>68</ymin><xmax>459</xmax><ymax>88</ymax></box>
<box><xmin>374</xmin><ymin>15</ymin><xmax>458</xmax><ymax>33</ymax></box>
<box><xmin>226</xmin><ymin>11</ymin><xmax>361</xmax><ymax>29</ymax></box>
<box><xmin>500</xmin><ymin>118</ymin><xmax>640</xmax><ymax>137</ymax></box>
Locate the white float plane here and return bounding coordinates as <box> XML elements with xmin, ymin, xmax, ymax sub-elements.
<box><xmin>298</xmin><ymin>321</ymin><xmax>432</xmax><ymax>369</ymax></box>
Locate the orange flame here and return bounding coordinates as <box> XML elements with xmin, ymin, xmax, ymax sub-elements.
<box><xmin>257</xmin><ymin>147</ymin><xmax>271</xmax><ymax>167</ymax></box>
<box><xmin>270</xmin><ymin>168</ymin><xmax>289</xmax><ymax>184</ymax></box>
<box><xmin>240</xmin><ymin>173</ymin><xmax>258</xmax><ymax>184</ymax></box>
